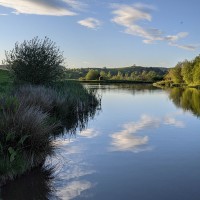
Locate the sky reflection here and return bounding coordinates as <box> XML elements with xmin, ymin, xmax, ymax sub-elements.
<box><xmin>110</xmin><ymin>114</ymin><xmax>185</xmax><ymax>152</ymax></box>
<box><xmin>110</xmin><ymin>115</ymin><xmax>158</xmax><ymax>152</ymax></box>
<box><xmin>49</xmin><ymin>135</ymin><xmax>96</xmax><ymax>200</ymax></box>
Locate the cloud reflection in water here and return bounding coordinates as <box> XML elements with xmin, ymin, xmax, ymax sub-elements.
<box><xmin>110</xmin><ymin>115</ymin><xmax>159</xmax><ymax>152</ymax></box>
<box><xmin>49</xmin><ymin>135</ymin><xmax>96</xmax><ymax>200</ymax></box>
<box><xmin>110</xmin><ymin>114</ymin><xmax>185</xmax><ymax>152</ymax></box>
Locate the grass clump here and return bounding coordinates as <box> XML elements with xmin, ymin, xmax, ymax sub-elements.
<box><xmin>0</xmin><ymin>96</ymin><xmax>59</xmax><ymax>185</ymax></box>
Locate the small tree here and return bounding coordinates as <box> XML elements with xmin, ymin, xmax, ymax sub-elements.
<box><xmin>4</xmin><ymin>37</ymin><xmax>65</xmax><ymax>84</ymax></box>
<box><xmin>85</xmin><ymin>69</ymin><xmax>99</xmax><ymax>80</ymax></box>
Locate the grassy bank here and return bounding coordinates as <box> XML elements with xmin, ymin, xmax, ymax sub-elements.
<box><xmin>153</xmin><ymin>80</ymin><xmax>200</xmax><ymax>89</ymax></box>
<box><xmin>78</xmin><ymin>79</ymin><xmax>154</xmax><ymax>84</ymax></box>
<box><xmin>0</xmin><ymin>76</ymin><xmax>100</xmax><ymax>186</ymax></box>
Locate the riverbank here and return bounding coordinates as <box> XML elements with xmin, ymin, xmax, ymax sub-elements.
<box><xmin>153</xmin><ymin>80</ymin><xmax>200</xmax><ymax>89</ymax></box>
<box><xmin>0</xmin><ymin>70</ymin><xmax>100</xmax><ymax>186</ymax></box>
<box><xmin>74</xmin><ymin>79</ymin><xmax>154</xmax><ymax>84</ymax></box>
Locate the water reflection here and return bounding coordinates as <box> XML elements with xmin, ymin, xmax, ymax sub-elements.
<box><xmin>83</xmin><ymin>83</ymin><xmax>159</xmax><ymax>96</ymax></box>
<box><xmin>77</xmin><ymin>128</ymin><xmax>99</xmax><ymax>138</ymax></box>
<box><xmin>57</xmin><ymin>180</ymin><xmax>94</xmax><ymax>200</ymax></box>
<box><xmin>110</xmin><ymin>114</ymin><xmax>185</xmax><ymax>152</ymax></box>
<box><xmin>110</xmin><ymin>115</ymin><xmax>158</xmax><ymax>152</ymax></box>
<box><xmin>0</xmin><ymin>167</ymin><xmax>55</xmax><ymax>200</ymax></box>
<box><xmin>163</xmin><ymin>115</ymin><xmax>185</xmax><ymax>128</ymax></box>
<box><xmin>168</xmin><ymin>88</ymin><xmax>200</xmax><ymax>117</ymax></box>
<box><xmin>2</xmin><ymin>85</ymin><xmax>200</xmax><ymax>200</ymax></box>
<box><xmin>52</xmin><ymin>137</ymin><xmax>96</xmax><ymax>200</ymax></box>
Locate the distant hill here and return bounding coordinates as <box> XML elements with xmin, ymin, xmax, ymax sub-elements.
<box><xmin>65</xmin><ymin>65</ymin><xmax>169</xmax><ymax>81</ymax></box>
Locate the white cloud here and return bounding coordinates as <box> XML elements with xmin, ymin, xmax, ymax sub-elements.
<box><xmin>164</xmin><ymin>32</ymin><xmax>189</xmax><ymax>42</ymax></box>
<box><xmin>78</xmin><ymin>17</ymin><xmax>101</xmax><ymax>29</ymax></box>
<box><xmin>111</xmin><ymin>3</ymin><xmax>195</xmax><ymax>50</ymax></box>
<box><xmin>0</xmin><ymin>0</ymin><xmax>85</xmax><ymax>16</ymax></box>
<box><xmin>168</xmin><ymin>42</ymin><xmax>199</xmax><ymax>51</ymax></box>
<box><xmin>0</xmin><ymin>13</ymin><xmax>8</xmax><ymax>16</ymax></box>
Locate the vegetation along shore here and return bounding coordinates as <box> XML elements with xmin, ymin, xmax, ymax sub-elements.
<box><xmin>155</xmin><ymin>54</ymin><xmax>200</xmax><ymax>88</ymax></box>
<box><xmin>0</xmin><ymin>37</ymin><xmax>100</xmax><ymax>186</ymax></box>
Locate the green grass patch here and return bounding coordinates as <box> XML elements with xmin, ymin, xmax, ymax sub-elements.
<box><xmin>0</xmin><ymin>69</ymin><xmax>12</xmax><ymax>95</ymax></box>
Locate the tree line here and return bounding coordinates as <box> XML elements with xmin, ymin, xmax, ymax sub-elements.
<box><xmin>164</xmin><ymin>55</ymin><xmax>200</xmax><ymax>85</ymax></box>
<box><xmin>65</xmin><ymin>66</ymin><xmax>168</xmax><ymax>82</ymax></box>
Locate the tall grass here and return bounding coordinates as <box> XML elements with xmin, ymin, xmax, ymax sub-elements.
<box><xmin>0</xmin><ymin>81</ymin><xmax>100</xmax><ymax>185</ymax></box>
<box><xmin>0</xmin><ymin>96</ymin><xmax>59</xmax><ymax>185</ymax></box>
<box><xmin>52</xmin><ymin>81</ymin><xmax>101</xmax><ymax>132</ymax></box>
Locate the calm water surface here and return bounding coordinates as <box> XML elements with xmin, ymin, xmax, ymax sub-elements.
<box><xmin>1</xmin><ymin>84</ymin><xmax>200</xmax><ymax>200</ymax></box>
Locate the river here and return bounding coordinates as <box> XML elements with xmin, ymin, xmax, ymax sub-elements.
<box><xmin>1</xmin><ymin>84</ymin><xmax>200</xmax><ymax>200</ymax></box>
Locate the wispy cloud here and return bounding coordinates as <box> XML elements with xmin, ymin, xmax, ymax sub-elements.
<box><xmin>168</xmin><ymin>42</ymin><xmax>199</xmax><ymax>51</ymax></box>
<box><xmin>0</xmin><ymin>13</ymin><xmax>8</xmax><ymax>16</ymax></box>
<box><xmin>0</xmin><ymin>0</ymin><xmax>85</xmax><ymax>16</ymax></box>
<box><xmin>111</xmin><ymin>3</ymin><xmax>196</xmax><ymax>50</ymax></box>
<box><xmin>78</xmin><ymin>17</ymin><xmax>101</xmax><ymax>29</ymax></box>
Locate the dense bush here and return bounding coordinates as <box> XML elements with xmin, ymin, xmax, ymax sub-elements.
<box><xmin>85</xmin><ymin>69</ymin><xmax>100</xmax><ymax>80</ymax></box>
<box><xmin>4</xmin><ymin>37</ymin><xmax>65</xmax><ymax>85</ymax></box>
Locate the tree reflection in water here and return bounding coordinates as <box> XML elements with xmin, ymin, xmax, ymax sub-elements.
<box><xmin>168</xmin><ymin>88</ymin><xmax>200</xmax><ymax>117</ymax></box>
<box><xmin>0</xmin><ymin>167</ymin><xmax>55</xmax><ymax>200</ymax></box>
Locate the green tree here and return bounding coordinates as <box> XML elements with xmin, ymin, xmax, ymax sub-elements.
<box><xmin>107</xmin><ymin>71</ymin><xmax>112</xmax><ymax>79</ymax></box>
<box><xmin>100</xmin><ymin>70</ymin><xmax>107</xmax><ymax>79</ymax></box>
<box><xmin>85</xmin><ymin>69</ymin><xmax>99</xmax><ymax>80</ymax></box>
<box><xmin>5</xmin><ymin>37</ymin><xmax>65</xmax><ymax>85</ymax></box>
<box><xmin>117</xmin><ymin>71</ymin><xmax>123</xmax><ymax>80</ymax></box>
<box><xmin>193</xmin><ymin>62</ymin><xmax>200</xmax><ymax>84</ymax></box>
<box><xmin>181</xmin><ymin>60</ymin><xmax>193</xmax><ymax>84</ymax></box>
<box><xmin>170</xmin><ymin>63</ymin><xmax>183</xmax><ymax>84</ymax></box>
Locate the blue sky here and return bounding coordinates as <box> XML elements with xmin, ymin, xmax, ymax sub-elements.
<box><xmin>0</xmin><ymin>0</ymin><xmax>199</xmax><ymax>68</ymax></box>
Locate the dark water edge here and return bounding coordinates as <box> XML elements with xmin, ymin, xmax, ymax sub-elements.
<box><xmin>0</xmin><ymin>167</ymin><xmax>54</xmax><ymax>200</ymax></box>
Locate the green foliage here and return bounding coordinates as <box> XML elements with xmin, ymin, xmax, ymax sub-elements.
<box><xmin>164</xmin><ymin>54</ymin><xmax>200</xmax><ymax>86</ymax></box>
<box><xmin>0</xmin><ymin>69</ymin><xmax>12</xmax><ymax>95</ymax></box>
<box><xmin>0</xmin><ymin>95</ymin><xmax>57</xmax><ymax>184</ymax></box>
<box><xmin>65</xmin><ymin>66</ymin><xmax>168</xmax><ymax>82</ymax></box>
<box><xmin>193</xmin><ymin>62</ymin><xmax>200</xmax><ymax>84</ymax></box>
<box><xmin>85</xmin><ymin>69</ymin><xmax>99</xmax><ymax>80</ymax></box>
<box><xmin>170</xmin><ymin>63</ymin><xmax>183</xmax><ymax>84</ymax></box>
<box><xmin>181</xmin><ymin>60</ymin><xmax>193</xmax><ymax>84</ymax></box>
<box><xmin>4</xmin><ymin>37</ymin><xmax>65</xmax><ymax>85</ymax></box>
